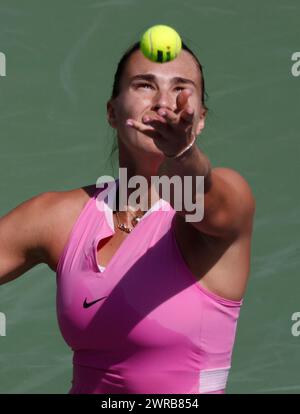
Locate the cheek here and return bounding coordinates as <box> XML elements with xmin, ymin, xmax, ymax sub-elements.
<box><xmin>120</xmin><ymin>96</ymin><xmax>151</xmax><ymax>120</ymax></box>
<box><xmin>192</xmin><ymin>99</ymin><xmax>203</xmax><ymax>117</ymax></box>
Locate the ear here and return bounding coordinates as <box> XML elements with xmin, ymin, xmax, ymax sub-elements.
<box><xmin>195</xmin><ymin>109</ymin><xmax>206</xmax><ymax>135</ymax></box>
<box><xmin>107</xmin><ymin>100</ymin><xmax>117</xmax><ymax>129</ymax></box>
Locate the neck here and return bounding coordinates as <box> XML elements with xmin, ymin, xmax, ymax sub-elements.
<box><xmin>117</xmin><ymin>141</ymin><xmax>165</xmax><ymax>213</ymax></box>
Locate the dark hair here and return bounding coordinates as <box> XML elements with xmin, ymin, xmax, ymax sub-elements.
<box><xmin>107</xmin><ymin>41</ymin><xmax>208</xmax><ymax>169</ymax></box>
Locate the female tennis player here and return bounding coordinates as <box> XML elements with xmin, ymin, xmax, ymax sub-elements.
<box><xmin>0</xmin><ymin>40</ymin><xmax>256</xmax><ymax>394</ymax></box>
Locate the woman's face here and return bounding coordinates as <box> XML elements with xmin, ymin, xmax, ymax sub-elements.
<box><xmin>107</xmin><ymin>49</ymin><xmax>206</xmax><ymax>157</ymax></box>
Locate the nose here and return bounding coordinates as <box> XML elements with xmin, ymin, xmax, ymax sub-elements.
<box><xmin>152</xmin><ymin>90</ymin><xmax>176</xmax><ymax>113</ymax></box>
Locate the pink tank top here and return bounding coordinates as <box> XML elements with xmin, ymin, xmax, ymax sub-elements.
<box><xmin>56</xmin><ymin>178</ymin><xmax>243</xmax><ymax>394</ymax></box>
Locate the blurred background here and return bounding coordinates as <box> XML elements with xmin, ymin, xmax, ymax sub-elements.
<box><xmin>0</xmin><ymin>0</ymin><xmax>299</xmax><ymax>393</ymax></box>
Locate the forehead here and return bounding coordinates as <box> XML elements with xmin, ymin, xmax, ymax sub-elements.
<box><xmin>123</xmin><ymin>49</ymin><xmax>201</xmax><ymax>89</ymax></box>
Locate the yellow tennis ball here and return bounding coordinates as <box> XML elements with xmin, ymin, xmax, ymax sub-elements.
<box><xmin>140</xmin><ymin>25</ymin><xmax>182</xmax><ymax>63</ymax></box>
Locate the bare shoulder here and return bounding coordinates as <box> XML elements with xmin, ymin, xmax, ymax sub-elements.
<box><xmin>212</xmin><ymin>167</ymin><xmax>256</xmax><ymax>215</ymax></box>
<box><xmin>202</xmin><ymin>166</ymin><xmax>256</xmax><ymax>238</ymax></box>
<box><xmin>34</xmin><ymin>184</ymin><xmax>98</xmax><ymax>271</ymax></box>
<box><xmin>36</xmin><ymin>184</ymin><xmax>96</xmax><ymax>217</ymax></box>
<box><xmin>0</xmin><ymin>184</ymin><xmax>98</xmax><ymax>284</ymax></box>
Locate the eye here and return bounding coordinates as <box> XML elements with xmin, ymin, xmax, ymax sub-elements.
<box><xmin>135</xmin><ymin>83</ymin><xmax>185</xmax><ymax>92</ymax></box>
<box><xmin>136</xmin><ymin>83</ymin><xmax>153</xmax><ymax>89</ymax></box>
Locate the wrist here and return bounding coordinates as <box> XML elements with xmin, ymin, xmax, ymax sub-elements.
<box><xmin>164</xmin><ymin>134</ymin><xmax>197</xmax><ymax>161</ymax></box>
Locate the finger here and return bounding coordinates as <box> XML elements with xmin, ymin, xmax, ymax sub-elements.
<box><xmin>142</xmin><ymin>114</ymin><xmax>169</xmax><ymax>134</ymax></box>
<box><xmin>180</xmin><ymin>106</ymin><xmax>194</xmax><ymax>123</ymax></box>
<box><xmin>126</xmin><ymin>119</ymin><xmax>163</xmax><ymax>140</ymax></box>
<box><xmin>143</xmin><ymin>113</ymin><xmax>167</xmax><ymax>124</ymax></box>
<box><xmin>157</xmin><ymin>108</ymin><xmax>178</xmax><ymax>124</ymax></box>
<box><xmin>142</xmin><ymin>117</ymin><xmax>169</xmax><ymax>134</ymax></box>
<box><xmin>126</xmin><ymin>119</ymin><xmax>155</xmax><ymax>132</ymax></box>
<box><xmin>176</xmin><ymin>89</ymin><xmax>193</xmax><ymax>112</ymax></box>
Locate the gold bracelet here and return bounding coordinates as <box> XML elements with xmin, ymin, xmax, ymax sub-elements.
<box><xmin>164</xmin><ymin>135</ymin><xmax>196</xmax><ymax>159</ymax></box>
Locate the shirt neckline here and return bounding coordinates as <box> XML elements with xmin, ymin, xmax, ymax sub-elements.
<box><xmin>102</xmin><ymin>177</ymin><xmax>171</xmax><ymax>232</ymax></box>
<box><xmin>94</xmin><ymin>178</ymin><xmax>172</xmax><ymax>274</ymax></box>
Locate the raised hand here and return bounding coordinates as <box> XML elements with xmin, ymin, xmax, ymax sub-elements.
<box><xmin>126</xmin><ymin>89</ymin><xmax>196</xmax><ymax>157</ymax></box>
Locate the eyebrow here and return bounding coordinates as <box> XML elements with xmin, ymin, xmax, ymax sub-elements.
<box><xmin>129</xmin><ymin>73</ymin><xmax>197</xmax><ymax>88</ymax></box>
